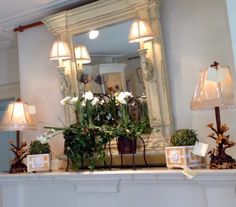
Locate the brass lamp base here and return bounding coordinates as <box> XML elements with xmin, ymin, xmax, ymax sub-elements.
<box><xmin>9</xmin><ymin>162</ymin><xmax>27</xmax><ymax>174</ymax></box>
<box><xmin>209</xmin><ymin>155</ymin><xmax>236</xmax><ymax>169</ymax></box>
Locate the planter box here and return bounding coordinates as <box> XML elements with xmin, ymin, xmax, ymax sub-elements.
<box><xmin>165</xmin><ymin>146</ymin><xmax>205</xmax><ymax>169</ymax></box>
<box><xmin>27</xmin><ymin>154</ymin><xmax>50</xmax><ymax>172</ymax></box>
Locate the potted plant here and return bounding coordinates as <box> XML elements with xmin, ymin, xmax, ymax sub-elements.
<box><xmin>27</xmin><ymin>130</ymin><xmax>54</xmax><ymax>172</ymax></box>
<box><xmin>165</xmin><ymin>129</ymin><xmax>204</xmax><ymax>168</ymax></box>
<box><xmin>53</xmin><ymin>91</ymin><xmax>113</xmax><ymax>171</ymax></box>
<box><xmin>112</xmin><ymin>92</ymin><xmax>152</xmax><ymax>154</ymax></box>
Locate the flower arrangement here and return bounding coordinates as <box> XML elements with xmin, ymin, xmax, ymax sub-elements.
<box><xmin>53</xmin><ymin>90</ymin><xmax>152</xmax><ymax>170</ymax></box>
<box><xmin>59</xmin><ymin>91</ymin><xmax>113</xmax><ymax>170</ymax></box>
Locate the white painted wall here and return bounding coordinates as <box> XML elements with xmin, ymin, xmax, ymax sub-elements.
<box><xmin>160</xmin><ymin>0</ymin><xmax>236</xmax><ymax>156</ymax></box>
<box><xmin>226</xmin><ymin>0</ymin><xmax>236</xmax><ymax>67</ymax></box>
<box><xmin>17</xmin><ymin>25</ymin><xmax>65</xmax><ymax>157</ymax></box>
<box><xmin>0</xmin><ymin>47</ymin><xmax>19</xmax><ymax>86</ymax></box>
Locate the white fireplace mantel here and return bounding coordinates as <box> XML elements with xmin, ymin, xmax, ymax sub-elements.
<box><xmin>0</xmin><ymin>169</ymin><xmax>236</xmax><ymax>207</ymax></box>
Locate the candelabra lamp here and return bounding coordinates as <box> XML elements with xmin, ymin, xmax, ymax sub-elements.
<box><xmin>0</xmin><ymin>98</ymin><xmax>37</xmax><ymax>173</ymax></box>
<box><xmin>191</xmin><ymin>62</ymin><xmax>236</xmax><ymax>169</ymax></box>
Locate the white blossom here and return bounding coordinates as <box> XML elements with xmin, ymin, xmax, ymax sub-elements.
<box><xmin>115</xmin><ymin>91</ymin><xmax>133</xmax><ymax>104</ymax></box>
<box><xmin>81</xmin><ymin>101</ymin><xmax>86</xmax><ymax>107</ymax></box>
<box><xmin>100</xmin><ymin>99</ymin><xmax>105</xmax><ymax>105</ymax></box>
<box><xmin>83</xmin><ymin>91</ymin><xmax>94</xmax><ymax>101</ymax></box>
<box><xmin>69</xmin><ymin>97</ymin><xmax>79</xmax><ymax>104</ymax></box>
<box><xmin>36</xmin><ymin>135</ymin><xmax>48</xmax><ymax>144</ymax></box>
<box><xmin>60</xmin><ymin>96</ymin><xmax>71</xmax><ymax>105</ymax></box>
<box><xmin>91</xmin><ymin>97</ymin><xmax>99</xmax><ymax>105</ymax></box>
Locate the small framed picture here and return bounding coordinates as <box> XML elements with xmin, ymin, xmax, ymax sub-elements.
<box><xmin>27</xmin><ymin>154</ymin><xmax>50</xmax><ymax>172</ymax></box>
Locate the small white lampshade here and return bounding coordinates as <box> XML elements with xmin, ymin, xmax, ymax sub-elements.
<box><xmin>74</xmin><ymin>45</ymin><xmax>91</xmax><ymax>64</ymax></box>
<box><xmin>191</xmin><ymin>66</ymin><xmax>235</xmax><ymax>110</ymax></box>
<box><xmin>49</xmin><ymin>40</ymin><xmax>71</xmax><ymax>60</ymax></box>
<box><xmin>128</xmin><ymin>19</ymin><xmax>154</xmax><ymax>43</ymax></box>
<box><xmin>0</xmin><ymin>99</ymin><xmax>37</xmax><ymax>131</ymax></box>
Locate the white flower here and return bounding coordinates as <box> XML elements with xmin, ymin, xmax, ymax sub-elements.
<box><xmin>115</xmin><ymin>91</ymin><xmax>133</xmax><ymax>104</ymax></box>
<box><xmin>83</xmin><ymin>91</ymin><xmax>94</xmax><ymax>101</ymax></box>
<box><xmin>91</xmin><ymin>97</ymin><xmax>99</xmax><ymax>105</ymax></box>
<box><xmin>81</xmin><ymin>101</ymin><xmax>86</xmax><ymax>107</ymax></box>
<box><xmin>36</xmin><ymin>135</ymin><xmax>48</xmax><ymax>144</ymax></box>
<box><xmin>60</xmin><ymin>96</ymin><xmax>71</xmax><ymax>105</ymax></box>
<box><xmin>100</xmin><ymin>99</ymin><xmax>105</xmax><ymax>105</ymax></box>
<box><xmin>69</xmin><ymin>97</ymin><xmax>78</xmax><ymax>104</ymax></box>
<box><xmin>124</xmin><ymin>91</ymin><xmax>133</xmax><ymax>98</ymax></box>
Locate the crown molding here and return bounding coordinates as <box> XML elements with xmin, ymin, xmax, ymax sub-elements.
<box><xmin>0</xmin><ymin>0</ymin><xmax>84</xmax><ymax>50</ymax></box>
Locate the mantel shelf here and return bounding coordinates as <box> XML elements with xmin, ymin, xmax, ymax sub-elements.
<box><xmin>1</xmin><ymin>168</ymin><xmax>236</xmax><ymax>184</ymax></box>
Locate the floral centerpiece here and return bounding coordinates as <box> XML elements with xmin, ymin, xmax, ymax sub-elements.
<box><xmin>49</xmin><ymin>90</ymin><xmax>152</xmax><ymax>170</ymax></box>
<box><xmin>58</xmin><ymin>91</ymin><xmax>113</xmax><ymax>170</ymax></box>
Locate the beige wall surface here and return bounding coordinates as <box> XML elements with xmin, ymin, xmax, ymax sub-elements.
<box><xmin>160</xmin><ymin>0</ymin><xmax>236</xmax><ymax>157</ymax></box>
<box><xmin>15</xmin><ymin>0</ymin><xmax>236</xmax><ymax>159</ymax></box>
<box><xmin>17</xmin><ymin>25</ymin><xmax>65</xmax><ymax>157</ymax></box>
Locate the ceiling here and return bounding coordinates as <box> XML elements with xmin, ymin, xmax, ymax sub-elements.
<box><xmin>73</xmin><ymin>20</ymin><xmax>139</xmax><ymax>57</ymax></box>
<box><xmin>0</xmin><ymin>0</ymin><xmax>92</xmax><ymax>49</ymax></box>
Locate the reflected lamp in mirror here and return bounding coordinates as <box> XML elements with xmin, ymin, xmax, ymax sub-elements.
<box><xmin>74</xmin><ymin>44</ymin><xmax>91</xmax><ymax>70</ymax></box>
<box><xmin>0</xmin><ymin>98</ymin><xmax>37</xmax><ymax>173</ymax></box>
<box><xmin>191</xmin><ymin>62</ymin><xmax>236</xmax><ymax>169</ymax></box>
<box><xmin>129</xmin><ymin>19</ymin><xmax>155</xmax><ymax>81</ymax></box>
<box><xmin>128</xmin><ymin>19</ymin><xmax>154</xmax><ymax>48</ymax></box>
<box><xmin>49</xmin><ymin>40</ymin><xmax>71</xmax><ymax>67</ymax></box>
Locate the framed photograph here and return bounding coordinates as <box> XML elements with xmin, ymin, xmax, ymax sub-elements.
<box><xmin>136</xmin><ymin>68</ymin><xmax>143</xmax><ymax>83</ymax></box>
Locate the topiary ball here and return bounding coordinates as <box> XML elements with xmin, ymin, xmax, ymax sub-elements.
<box><xmin>171</xmin><ymin>129</ymin><xmax>198</xmax><ymax>146</ymax></box>
<box><xmin>29</xmin><ymin>140</ymin><xmax>51</xmax><ymax>155</ymax></box>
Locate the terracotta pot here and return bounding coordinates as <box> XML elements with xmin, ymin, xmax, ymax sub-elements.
<box><xmin>117</xmin><ymin>136</ymin><xmax>137</xmax><ymax>154</ymax></box>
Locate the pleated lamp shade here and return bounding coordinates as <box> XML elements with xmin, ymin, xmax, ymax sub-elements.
<box><xmin>191</xmin><ymin>66</ymin><xmax>235</xmax><ymax>110</ymax></box>
<box><xmin>0</xmin><ymin>99</ymin><xmax>37</xmax><ymax>131</ymax></box>
<box><xmin>74</xmin><ymin>45</ymin><xmax>91</xmax><ymax>64</ymax></box>
<box><xmin>128</xmin><ymin>19</ymin><xmax>154</xmax><ymax>43</ymax></box>
<box><xmin>49</xmin><ymin>40</ymin><xmax>71</xmax><ymax>60</ymax></box>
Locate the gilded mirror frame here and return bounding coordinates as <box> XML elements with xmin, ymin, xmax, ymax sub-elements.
<box><xmin>43</xmin><ymin>0</ymin><xmax>173</xmax><ymax>165</ymax></box>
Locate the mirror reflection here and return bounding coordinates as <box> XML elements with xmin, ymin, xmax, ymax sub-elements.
<box><xmin>72</xmin><ymin>20</ymin><xmax>145</xmax><ymax>97</ymax></box>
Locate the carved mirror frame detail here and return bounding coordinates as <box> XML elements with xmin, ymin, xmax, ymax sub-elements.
<box><xmin>43</xmin><ymin>0</ymin><xmax>173</xmax><ymax>156</ymax></box>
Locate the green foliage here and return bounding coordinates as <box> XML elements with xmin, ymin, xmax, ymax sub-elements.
<box><xmin>171</xmin><ymin>129</ymin><xmax>198</xmax><ymax>146</ymax></box>
<box><xmin>63</xmin><ymin>124</ymin><xmax>112</xmax><ymax>170</ymax></box>
<box><xmin>29</xmin><ymin>140</ymin><xmax>51</xmax><ymax>155</ymax></box>
<box><xmin>50</xmin><ymin>92</ymin><xmax>154</xmax><ymax>171</ymax></box>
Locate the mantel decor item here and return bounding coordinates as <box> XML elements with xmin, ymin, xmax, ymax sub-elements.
<box><xmin>0</xmin><ymin>98</ymin><xmax>37</xmax><ymax>173</ymax></box>
<box><xmin>191</xmin><ymin>61</ymin><xmax>236</xmax><ymax>169</ymax></box>
<box><xmin>47</xmin><ymin>91</ymin><xmax>151</xmax><ymax>171</ymax></box>
<box><xmin>27</xmin><ymin>130</ymin><xmax>54</xmax><ymax>172</ymax></box>
<box><xmin>165</xmin><ymin>129</ymin><xmax>204</xmax><ymax>169</ymax></box>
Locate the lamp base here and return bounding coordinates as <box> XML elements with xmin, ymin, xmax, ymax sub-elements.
<box><xmin>9</xmin><ymin>162</ymin><xmax>27</xmax><ymax>174</ymax></box>
<box><xmin>209</xmin><ymin>155</ymin><xmax>236</xmax><ymax>169</ymax></box>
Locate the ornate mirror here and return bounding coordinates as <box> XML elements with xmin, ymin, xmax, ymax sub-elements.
<box><xmin>43</xmin><ymin>0</ymin><xmax>173</xmax><ymax>165</ymax></box>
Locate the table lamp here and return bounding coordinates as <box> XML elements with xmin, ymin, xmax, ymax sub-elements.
<box><xmin>0</xmin><ymin>98</ymin><xmax>37</xmax><ymax>173</ymax></box>
<box><xmin>191</xmin><ymin>61</ymin><xmax>236</xmax><ymax>169</ymax></box>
